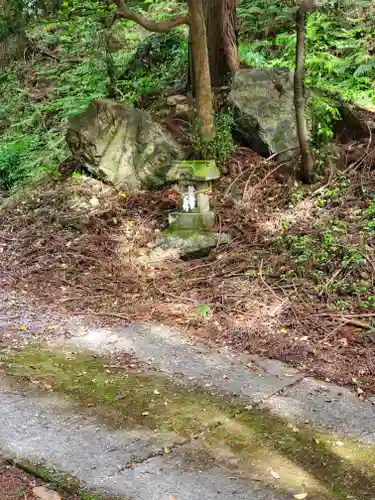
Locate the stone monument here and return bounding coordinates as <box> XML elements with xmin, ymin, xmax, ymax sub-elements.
<box><xmin>156</xmin><ymin>160</ymin><xmax>230</xmax><ymax>257</ymax></box>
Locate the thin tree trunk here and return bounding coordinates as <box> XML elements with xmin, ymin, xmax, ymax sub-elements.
<box><xmin>113</xmin><ymin>0</ymin><xmax>215</xmax><ymax>142</ymax></box>
<box><xmin>294</xmin><ymin>4</ymin><xmax>314</xmax><ymax>183</ymax></box>
<box><xmin>188</xmin><ymin>0</ymin><xmax>214</xmax><ymax>140</ymax></box>
<box><xmin>220</xmin><ymin>0</ymin><xmax>239</xmax><ymax>75</ymax></box>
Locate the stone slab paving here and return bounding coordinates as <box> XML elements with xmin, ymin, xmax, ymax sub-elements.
<box><xmin>0</xmin><ymin>384</ymin><xmax>287</xmax><ymax>500</ymax></box>
<box><xmin>1</xmin><ymin>314</ymin><xmax>375</xmax><ymax>498</ymax></box>
<box><xmin>0</xmin><ymin>386</ymin><xmax>184</xmax><ymax>482</ymax></box>
<box><xmin>71</xmin><ymin>323</ymin><xmax>375</xmax><ymax>442</ymax></box>
<box><xmin>261</xmin><ymin>377</ymin><xmax>375</xmax><ymax>444</ymax></box>
<box><xmin>96</xmin><ymin>452</ymin><xmax>289</xmax><ymax>500</ymax></box>
<box><xmin>71</xmin><ymin>324</ymin><xmax>302</xmax><ymax>404</ymax></box>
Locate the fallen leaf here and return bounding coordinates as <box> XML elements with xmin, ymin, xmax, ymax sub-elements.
<box><xmin>293</xmin><ymin>494</ymin><xmax>308</xmax><ymax>499</ymax></box>
<box><xmin>287</xmin><ymin>423</ymin><xmax>299</xmax><ymax>432</ymax></box>
<box><xmin>33</xmin><ymin>486</ymin><xmax>61</xmax><ymax>500</ymax></box>
<box><xmin>153</xmin><ymin>389</ymin><xmax>160</xmax><ymax>395</ymax></box>
<box><xmin>270</xmin><ymin>470</ymin><xmax>280</xmax><ymax>479</ymax></box>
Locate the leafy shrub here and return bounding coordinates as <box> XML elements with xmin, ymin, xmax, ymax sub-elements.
<box><xmin>0</xmin><ymin>134</ymin><xmax>58</xmax><ymax>189</ymax></box>
<box><xmin>115</xmin><ymin>29</ymin><xmax>188</xmax><ymax>104</ymax></box>
<box><xmin>237</xmin><ymin>1</ymin><xmax>375</xmax><ymax>107</ymax></box>
<box><xmin>192</xmin><ymin>110</ymin><xmax>235</xmax><ymax>163</ymax></box>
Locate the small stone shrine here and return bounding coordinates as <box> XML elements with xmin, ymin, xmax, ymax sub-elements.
<box><xmin>156</xmin><ymin>160</ymin><xmax>230</xmax><ymax>257</ymax></box>
<box><xmin>167</xmin><ymin>160</ymin><xmax>220</xmax><ymax>230</ymax></box>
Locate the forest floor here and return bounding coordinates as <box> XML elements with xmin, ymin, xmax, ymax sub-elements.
<box><xmin>0</xmin><ymin>144</ymin><xmax>375</xmax><ymax>398</ymax></box>
<box><xmin>0</xmin><ymin>461</ymin><xmax>77</xmax><ymax>500</ymax></box>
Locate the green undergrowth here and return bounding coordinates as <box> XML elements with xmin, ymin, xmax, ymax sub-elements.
<box><xmin>238</xmin><ymin>0</ymin><xmax>375</xmax><ymax>108</ymax></box>
<box><xmin>1</xmin><ymin>344</ymin><xmax>374</xmax><ymax>498</ymax></box>
<box><xmin>0</xmin><ymin>1</ymin><xmax>187</xmax><ymax>190</ymax></box>
<box><xmin>274</xmin><ymin>170</ymin><xmax>375</xmax><ymax>314</ymax></box>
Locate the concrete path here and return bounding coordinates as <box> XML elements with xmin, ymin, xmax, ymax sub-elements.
<box><xmin>0</xmin><ymin>314</ymin><xmax>374</xmax><ymax>499</ymax></box>
<box><xmin>1</xmin><ymin>386</ymin><xmax>287</xmax><ymax>500</ymax></box>
<box><xmin>72</xmin><ymin>323</ymin><xmax>375</xmax><ymax>443</ymax></box>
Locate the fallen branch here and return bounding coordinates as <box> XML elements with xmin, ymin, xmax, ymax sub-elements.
<box><xmin>312</xmin><ymin>312</ymin><xmax>374</xmax><ymax>330</ymax></box>
<box><xmin>243</xmin><ymin>162</ymin><xmax>286</xmax><ymax>201</ymax></box>
<box><xmin>314</xmin><ymin>313</ymin><xmax>375</xmax><ymax>318</ymax></box>
<box><xmin>342</xmin><ymin>318</ymin><xmax>373</xmax><ymax>331</ymax></box>
<box><xmin>153</xmin><ymin>282</ymin><xmax>196</xmax><ymax>303</ymax></box>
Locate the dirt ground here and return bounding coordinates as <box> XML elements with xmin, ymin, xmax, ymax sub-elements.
<box><xmin>0</xmin><ymin>147</ymin><xmax>374</xmax><ymax>397</ymax></box>
<box><xmin>0</xmin><ymin>463</ymin><xmax>75</xmax><ymax>500</ymax></box>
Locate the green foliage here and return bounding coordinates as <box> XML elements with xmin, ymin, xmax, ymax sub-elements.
<box><xmin>195</xmin><ymin>304</ymin><xmax>212</xmax><ymax>320</ymax></box>
<box><xmin>310</xmin><ymin>97</ymin><xmax>341</xmax><ymax>150</ymax></box>
<box><xmin>115</xmin><ymin>29</ymin><xmax>188</xmax><ymax>104</ymax></box>
<box><xmin>0</xmin><ymin>134</ymin><xmax>57</xmax><ymax>189</ymax></box>
<box><xmin>0</xmin><ymin>0</ymin><xmax>25</xmax><ymax>41</ymax></box>
<box><xmin>192</xmin><ymin>110</ymin><xmax>235</xmax><ymax>163</ymax></box>
<box><xmin>364</xmin><ymin>196</ymin><xmax>375</xmax><ymax>232</ymax></box>
<box><xmin>314</xmin><ymin>174</ymin><xmax>349</xmax><ymax>208</ymax></box>
<box><xmin>0</xmin><ymin>0</ymin><xmax>188</xmax><ymax>189</ymax></box>
<box><xmin>277</xmin><ymin>206</ymin><xmax>374</xmax><ymax>298</ymax></box>
<box><xmin>0</xmin><ymin>12</ymin><xmax>109</xmax><ymax>189</ymax></box>
<box><xmin>238</xmin><ymin>1</ymin><xmax>375</xmax><ymax>108</ymax></box>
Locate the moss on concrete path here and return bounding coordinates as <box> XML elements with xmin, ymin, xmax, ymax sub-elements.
<box><xmin>1</xmin><ymin>344</ymin><xmax>374</xmax><ymax>499</ymax></box>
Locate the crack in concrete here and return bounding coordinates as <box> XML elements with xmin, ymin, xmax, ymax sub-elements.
<box><xmin>252</xmin><ymin>374</ymin><xmax>305</xmax><ymax>407</ymax></box>
<box><xmin>106</xmin><ymin>438</ymin><xmax>191</xmax><ymax>477</ymax></box>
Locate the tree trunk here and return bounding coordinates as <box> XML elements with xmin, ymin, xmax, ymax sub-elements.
<box><xmin>189</xmin><ymin>0</ymin><xmax>239</xmax><ymax>91</ymax></box>
<box><xmin>187</xmin><ymin>0</ymin><xmax>214</xmax><ymax>140</ymax></box>
<box><xmin>205</xmin><ymin>0</ymin><xmax>239</xmax><ymax>87</ymax></box>
<box><xmin>294</xmin><ymin>4</ymin><xmax>314</xmax><ymax>183</ymax></box>
<box><xmin>112</xmin><ymin>0</ymin><xmax>215</xmax><ymax>143</ymax></box>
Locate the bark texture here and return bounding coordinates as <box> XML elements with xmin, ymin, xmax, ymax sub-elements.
<box><xmin>113</xmin><ymin>0</ymin><xmax>189</xmax><ymax>32</ymax></box>
<box><xmin>294</xmin><ymin>3</ymin><xmax>314</xmax><ymax>183</ymax></box>
<box><xmin>204</xmin><ymin>0</ymin><xmax>239</xmax><ymax>87</ymax></box>
<box><xmin>188</xmin><ymin>0</ymin><xmax>214</xmax><ymax>139</ymax></box>
<box><xmin>189</xmin><ymin>0</ymin><xmax>239</xmax><ymax>90</ymax></box>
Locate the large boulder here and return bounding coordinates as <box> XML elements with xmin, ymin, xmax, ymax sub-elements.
<box><xmin>66</xmin><ymin>99</ymin><xmax>184</xmax><ymax>190</ymax></box>
<box><xmin>228</xmin><ymin>68</ymin><xmax>298</xmax><ymax>156</ymax></box>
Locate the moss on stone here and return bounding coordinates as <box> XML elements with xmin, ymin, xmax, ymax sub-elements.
<box><xmin>167</xmin><ymin>160</ymin><xmax>220</xmax><ymax>182</ymax></box>
<box><xmin>1</xmin><ymin>345</ymin><xmax>375</xmax><ymax>499</ymax></box>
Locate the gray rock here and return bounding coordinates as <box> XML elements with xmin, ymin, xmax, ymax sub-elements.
<box><xmin>156</xmin><ymin>230</ymin><xmax>231</xmax><ymax>258</ymax></box>
<box><xmin>228</xmin><ymin>68</ymin><xmax>298</xmax><ymax>156</ymax></box>
<box><xmin>66</xmin><ymin>99</ymin><xmax>184</xmax><ymax>190</ymax></box>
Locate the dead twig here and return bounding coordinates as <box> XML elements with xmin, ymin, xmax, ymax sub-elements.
<box><xmin>80</xmin><ymin>312</ymin><xmax>131</xmax><ymax>322</ymax></box>
<box><xmin>342</xmin><ymin>318</ymin><xmax>373</xmax><ymax>330</ymax></box>
<box><xmin>152</xmin><ymin>282</ymin><xmax>196</xmax><ymax>303</ymax></box>
<box><xmin>313</xmin><ymin>313</ymin><xmax>375</xmax><ymax>318</ymax></box>
<box><xmin>243</xmin><ymin>163</ymin><xmax>286</xmax><ymax>202</ymax></box>
<box><xmin>258</xmin><ymin>259</ymin><xmax>279</xmax><ymax>300</ymax></box>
